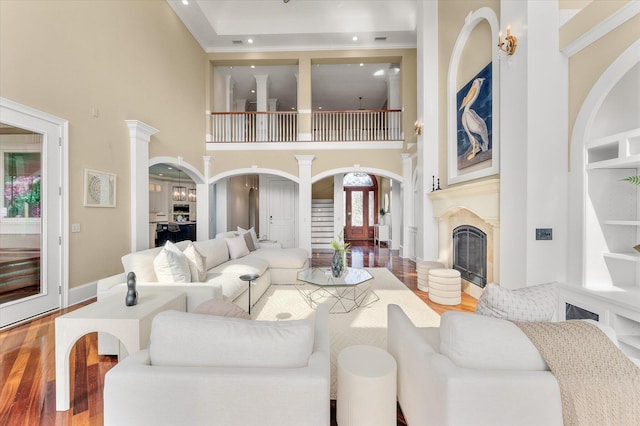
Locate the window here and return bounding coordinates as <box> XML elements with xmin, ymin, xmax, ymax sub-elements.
<box><xmin>343</xmin><ymin>172</ymin><xmax>374</xmax><ymax>187</ymax></box>
<box><xmin>3</xmin><ymin>151</ymin><xmax>42</xmax><ymax>219</ymax></box>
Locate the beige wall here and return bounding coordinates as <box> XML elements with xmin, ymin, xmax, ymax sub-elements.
<box><xmin>438</xmin><ymin>0</ymin><xmax>500</xmax><ymax>190</ymax></box>
<box><xmin>567</xmin><ymin>6</ymin><xmax>640</xmax><ymax>143</ymax></box>
<box><xmin>0</xmin><ymin>1</ymin><xmax>206</xmax><ymax>289</ymax></box>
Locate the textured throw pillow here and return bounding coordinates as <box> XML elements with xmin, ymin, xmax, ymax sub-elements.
<box><xmin>242</xmin><ymin>231</ymin><xmax>256</xmax><ymax>252</ymax></box>
<box><xmin>193</xmin><ymin>298</ymin><xmax>251</xmax><ymax>319</ymax></box>
<box><xmin>183</xmin><ymin>241</ymin><xmax>207</xmax><ymax>282</ymax></box>
<box><xmin>225</xmin><ymin>235</ymin><xmax>250</xmax><ymax>259</ymax></box>
<box><xmin>237</xmin><ymin>226</ymin><xmax>259</xmax><ymax>249</ymax></box>
<box><xmin>475</xmin><ymin>282</ymin><xmax>557</xmax><ymax>321</ymax></box>
<box><xmin>153</xmin><ymin>241</ymin><xmax>191</xmax><ymax>283</ymax></box>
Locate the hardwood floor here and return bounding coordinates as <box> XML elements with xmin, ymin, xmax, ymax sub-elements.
<box><xmin>0</xmin><ymin>244</ymin><xmax>476</xmax><ymax>425</ymax></box>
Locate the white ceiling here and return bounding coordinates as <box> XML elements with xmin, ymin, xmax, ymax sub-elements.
<box><xmin>168</xmin><ymin>0</ymin><xmax>417</xmax><ymax>111</ymax></box>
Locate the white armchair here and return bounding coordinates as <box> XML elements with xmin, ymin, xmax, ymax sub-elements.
<box><xmin>104</xmin><ymin>304</ymin><xmax>330</xmax><ymax>426</ymax></box>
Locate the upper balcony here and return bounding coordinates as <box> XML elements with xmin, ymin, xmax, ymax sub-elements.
<box><xmin>207</xmin><ymin>109</ymin><xmax>404</xmax><ymax>151</ymax></box>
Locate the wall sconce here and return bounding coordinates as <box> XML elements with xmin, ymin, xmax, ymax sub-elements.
<box><xmin>498</xmin><ymin>26</ymin><xmax>518</xmax><ymax>56</ymax></box>
<box><xmin>414</xmin><ymin>120</ymin><xmax>423</xmax><ymax>136</ymax></box>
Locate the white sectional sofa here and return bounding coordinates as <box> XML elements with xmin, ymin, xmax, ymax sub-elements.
<box><xmin>104</xmin><ymin>304</ymin><xmax>330</xmax><ymax>426</ymax></box>
<box><xmin>97</xmin><ymin>233</ymin><xmax>309</xmax><ymax>354</ymax></box>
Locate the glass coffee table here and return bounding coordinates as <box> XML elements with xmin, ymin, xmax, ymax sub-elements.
<box><xmin>296</xmin><ymin>267</ymin><xmax>379</xmax><ymax>314</ymax></box>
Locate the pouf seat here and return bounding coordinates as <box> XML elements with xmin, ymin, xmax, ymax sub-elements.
<box><xmin>428</xmin><ymin>268</ymin><xmax>461</xmax><ymax>305</ymax></box>
<box><xmin>337</xmin><ymin>345</ymin><xmax>397</xmax><ymax>426</ymax></box>
<box><xmin>416</xmin><ymin>261</ymin><xmax>444</xmax><ymax>292</ymax></box>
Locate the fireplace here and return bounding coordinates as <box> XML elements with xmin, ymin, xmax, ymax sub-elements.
<box><xmin>427</xmin><ymin>179</ymin><xmax>500</xmax><ymax>299</ymax></box>
<box><xmin>453</xmin><ymin>225</ymin><xmax>487</xmax><ymax>287</ymax></box>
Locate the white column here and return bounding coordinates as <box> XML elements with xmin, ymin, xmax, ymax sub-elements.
<box><xmin>333</xmin><ymin>174</ymin><xmax>345</xmax><ymax>241</ymax></box>
<box><xmin>255</xmin><ymin>74</ymin><xmax>269</xmax><ymax>141</ymax></box>
<box><xmin>215</xmin><ymin>178</ymin><xmax>228</xmax><ymax>234</ymax></box>
<box><xmin>197</xmin><ymin>156</ymin><xmax>212</xmax><ymax>240</ymax></box>
<box><xmin>386</xmin><ymin>72</ymin><xmax>401</xmax><ymax>110</ymax></box>
<box><xmin>224</xmin><ymin>75</ymin><xmax>234</xmax><ymax>112</ymax></box>
<box><xmin>234</xmin><ymin>98</ymin><xmax>247</xmax><ymax>112</ymax></box>
<box><xmin>401</xmin><ymin>154</ymin><xmax>413</xmax><ymax>258</ymax></box>
<box><xmin>417</xmin><ymin>0</ymin><xmax>439</xmax><ymax>262</ymax></box>
<box><xmin>391</xmin><ymin>179</ymin><xmax>401</xmax><ymax>250</ymax></box>
<box><xmin>125</xmin><ymin>120</ymin><xmax>158</xmax><ymax>253</ymax></box>
<box><xmin>296</xmin><ymin>155</ymin><xmax>315</xmax><ymax>256</ymax></box>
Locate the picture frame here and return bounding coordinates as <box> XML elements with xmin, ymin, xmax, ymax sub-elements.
<box><xmin>84</xmin><ymin>168</ymin><xmax>116</xmax><ymax>207</ymax></box>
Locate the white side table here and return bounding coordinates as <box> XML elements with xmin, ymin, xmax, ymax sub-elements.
<box><xmin>373</xmin><ymin>225</ymin><xmax>390</xmax><ymax>247</ymax></box>
<box><xmin>55</xmin><ymin>289</ymin><xmax>186</xmax><ymax>411</ymax></box>
<box><xmin>337</xmin><ymin>345</ymin><xmax>397</xmax><ymax>426</ymax></box>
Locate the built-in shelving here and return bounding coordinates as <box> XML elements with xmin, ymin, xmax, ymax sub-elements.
<box><xmin>586</xmin><ymin>128</ymin><xmax>640</xmax><ymax>169</ymax></box>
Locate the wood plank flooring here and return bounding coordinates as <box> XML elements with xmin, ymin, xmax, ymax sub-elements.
<box><xmin>0</xmin><ymin>245</ymin><xmax>476</xmax><ymax>425</ymax></box>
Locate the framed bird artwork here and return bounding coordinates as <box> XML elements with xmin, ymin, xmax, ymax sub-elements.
<box><xmin>456</xmin><ymin>62</ymin><xmax>493</xmax><ymax>170</ymax></box>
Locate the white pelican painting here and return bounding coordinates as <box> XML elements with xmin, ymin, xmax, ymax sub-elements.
<box><xmin>456</xmin><ymin>63</ymin><xmax>492</xmax><ymax>169</ymax></box>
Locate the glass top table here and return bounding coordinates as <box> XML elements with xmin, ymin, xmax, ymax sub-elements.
<box><xmin>296</xmin><ymin>268</ymin><xmax>379</xmax><ymax>313</ymax></box>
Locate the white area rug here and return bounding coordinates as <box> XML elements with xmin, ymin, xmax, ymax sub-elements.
<box><xmin>251</xmin><ymin>267</ymin><xmax>441</xmax><ymax>398</ymax></box>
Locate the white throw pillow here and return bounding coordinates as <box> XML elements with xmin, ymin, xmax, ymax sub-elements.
<box><xmin>225</xmin><ymin>235</ymin><xmax>250</xmax><ymax>259</ymax></box>
<box><xmin>475</xmin><ymin>282</ymin><xmax>557</xmax><ymax>321</ymax></box>
<box><xmin>183</xmin><ymin>241</ymin><xmax>207</xmax><ymax>282</ymax></box>
<box><xmin>149</xmin><ymin>310</ymin><xmax>314</xmax><ymax>368</ymax></box>
<box><xmin>153</xmin><ymin>241</ymin><xmax>191</xmax><ymax>283</ymax></box>
<box><xmin>237</xmin><ymin>226</ymin><xmax>259</xmax><ymax>249</ymax></box>
<box><xmin>440</xmin><ymin>311</ymin><xmax>549</xmax><ymax>371</ymax></box>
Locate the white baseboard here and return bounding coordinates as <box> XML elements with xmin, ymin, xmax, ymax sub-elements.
<box><xmin>67</xmin><ymin>281</ymin><xmax>97</xmax><ymax>307</ymax></box>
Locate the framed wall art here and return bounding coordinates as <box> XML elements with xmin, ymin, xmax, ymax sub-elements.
<box><xmin>84</xmin><ymin>168</ymin><xmax>116</xmax><ymax>207</ymax></box>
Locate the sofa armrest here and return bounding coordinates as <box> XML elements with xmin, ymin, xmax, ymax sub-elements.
<box><xmin>96</xmin><ymin>273</ymin><xmax>127</xmax><ymax>293</ymax></box>
<box><xmin>258</xmin><ymin>240</ymin><xmax>283</xmax><ymax>249</ymax></box>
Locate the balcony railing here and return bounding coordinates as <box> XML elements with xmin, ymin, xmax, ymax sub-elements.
<box><xmin>209</xmin><ymin>110</ymin><xmax>402</xmax><ymax>143</ymax></box>
<box><xmin>312</xmin><ymin>110</ymin><xmax>402</xmax><ymax>142</ymax></box>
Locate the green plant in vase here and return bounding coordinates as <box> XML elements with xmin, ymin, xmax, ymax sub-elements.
<box><xmin>330</xmin><ymin>231</ymin><xmax>351</xmax><ymax>277</ymax></box>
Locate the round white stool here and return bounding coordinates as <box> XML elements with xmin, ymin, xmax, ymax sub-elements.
<box><xmin>416</xmin><ymin>261</ymin><xmax>444</xmax><ymax>292</ymax></box>
<box><xmin>428</xmin><ymin>268</ymin><xmax>461</xmax><ymax>305</ymax></box>
<box><xmin>337</xmin><ymin>345</ymin><xmax>397</xmax><ymax>426</ymax></box>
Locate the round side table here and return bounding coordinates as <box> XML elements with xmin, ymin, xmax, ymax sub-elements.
<box><xmin>239</xmin><ymin>273</ymin><xmax>260</xmax><ymax>314</ymax></box>
<box><xmin>337</xmin><ymin>344</ymin><xmax>397</xmax><ymax>426</ymax></box>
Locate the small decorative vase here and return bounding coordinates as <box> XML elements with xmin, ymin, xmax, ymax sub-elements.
<box><xmin>331</xmin><ymin>250</ymin><xmax>344</xmax><ymax>278</ymax></box>
<box><xmin>125</xmin><ymin>272</ymin><xmax>138</xmax><ymax>306</ymax></box>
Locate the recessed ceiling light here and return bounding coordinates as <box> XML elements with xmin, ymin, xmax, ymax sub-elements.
<box><xmin>158</xmin><ymin>173</ymin><xmax>164</xmax><ymax>176</ymax></box>
<box><xmin>352</xmin><ymin>36</ymin><xmax>358</xmax><ymax>41</ymax></box>
<box><xmin>291</xmin><ymin>107</ymin><xmax>295</xmax><ymax>110</ymax></box>
<box><xmin>374</xmin><ymin>69</ymin><xmax>385</xmax><ymax>76</ymax></box>
<box><xmin>250</xmin><ymin>65</ymin><xmax>255</xmax><ymax>69</ymax></box>
<box><xmin>167</xmin><ymin>167</ymin><xmax>173</xmax><ymax>170</ymax></box>
<box><xmin>251</xmin><ymin>89</ymin><xmax>256</xmax><ymax>93</ymax></box>
<box><xmin>181</xmin><ymin>0</ymin><xmax>189</xmax><ymax>5</ymax></box>
<box><xmin>360</xmin><ymin>63</ymin><xmax>364</xmax><ymax>66</ymax></box>
<box><xmin>318</xmin><ymin>106</ymin><xmax>323</xmax><ymax>110</ymax></box>
<box><xmin>247</xmin><ymin>38</ymin><xmax>254</xmax><ymax>44</ymax></box>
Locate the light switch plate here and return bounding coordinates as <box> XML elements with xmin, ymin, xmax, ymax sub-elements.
<box><xmin>71</xmin><ymin>223</ymin><xmax>81</xmax><ymax>233</ymax></box>
<box><xmin>536</xmin><ymin>228</ymin><xmax>552</xmax><ymax>240</ymax></box>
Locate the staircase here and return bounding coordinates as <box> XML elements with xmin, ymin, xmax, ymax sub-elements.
<box><xmin>311</xmin><ymin>199</ymin><xmax>335</xmax><ymax>250</ymax></box>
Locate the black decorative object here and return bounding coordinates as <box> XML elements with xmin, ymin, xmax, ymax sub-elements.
<box><xmin>331</xmin><ymin>250</ymin><xmax>344</xmax><ymax>278</ymax></box>
<box><xmin>432</xmin><ymin>175</ymin><xmax>435</xmax><ymax>192</ymax></box>
<box><xmin>125</xmin><ymin>272</ymin><xmax>138</xmax><ymax>306</ymax></box>
<box><xmin>436</xmin><ymin>178</ymin><xmax>442</xmax><ymax>190</ymax></box>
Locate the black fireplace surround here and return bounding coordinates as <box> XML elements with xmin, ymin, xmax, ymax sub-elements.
<box><xmin>452</xmin><ymin>225</ymin><xmax>487</xmax><ymax>288</ymax></box>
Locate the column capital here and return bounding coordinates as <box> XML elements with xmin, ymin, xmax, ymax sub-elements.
<box><xmin>295</xmin><ymin>155</ymin><xmax>316</xmax><ymax>166</ymax></box>
<box><xmin>125</xmin><ymin>120</ymin><xmax>158</xmax><ymax>142</ymax></box>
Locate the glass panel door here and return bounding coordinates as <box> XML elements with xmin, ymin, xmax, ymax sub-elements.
<box><xmin>0</xmin><ymin>100</ymin><xmax>63</xmax><ymax>328</ymax></box>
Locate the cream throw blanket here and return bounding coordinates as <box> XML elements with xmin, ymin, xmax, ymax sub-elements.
<box><xmin>515</xmin><ymin>321</ymin><xmax>640</xmax><ymax>426</ymax></box>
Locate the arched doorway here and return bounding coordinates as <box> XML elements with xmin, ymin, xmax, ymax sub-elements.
<box><xmin>343</xmin><ymin>172</ymin><xmax>378</xmax><ymax>242</ymax></box>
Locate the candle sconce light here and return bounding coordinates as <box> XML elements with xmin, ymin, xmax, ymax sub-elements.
<box><xmin>498</xmin><ymin>25</ymin><xmax>518</xmax><ymax>56</ymax></box>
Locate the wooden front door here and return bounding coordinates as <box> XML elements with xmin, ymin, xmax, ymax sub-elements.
<box><xmin>344</xmin><ymin>187</ymin><xmax>376</xmax><ymax>241</ymax></box>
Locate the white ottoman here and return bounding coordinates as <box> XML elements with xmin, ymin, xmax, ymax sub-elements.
<box><xmin>337</xmin><ymin>345</ymin><xmax>397</xmax><ymax>426</ymax></box>
<box><xmin>428</xmin><ymin>268</ymin><xmax>461</xmax><ymax>305</ymax></box>
<box><xmin>416</xmin><ymin>261</ymin><xmax>444</xmax><ymax>292</ymax></box>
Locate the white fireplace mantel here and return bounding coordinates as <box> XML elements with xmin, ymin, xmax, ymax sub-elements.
<box><xmin>428</xmin><ymin>178</ymin><xmax>500</xmax><ymax>298</ymax></box>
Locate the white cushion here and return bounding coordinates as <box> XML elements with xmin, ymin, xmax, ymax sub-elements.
<box><xmin>225</xmin><ymin>235</ymin><xmax>250</xmax><ymax>260</ymax></box>
<box><xmin>475</xmin><ymin>282</ymin><xmax>556</xmax><ymax>321</ymax></box>
<box><xmin>251</xmin><ymin>247</ymin><xmax>309</xmax><ymax>269</ymax></box>
<box><xmin>193</xmin><ymin>298</ymin><xmax>250</xmax><ymax>319</ymax></box>
<box><xmin>440</xmin><ymin>311</ymin><xmax>549</xmax><ymax>371</ymax></box>
<box><xmin>153</xmin><ymin>241</ymin><xmax>191</xmax><ymax>283</ymax></box>
<box><xmin>193</xmin><ymin>238</ymin><xmax>230</xmax><ymax>270</ymax></box>
<box><xmin>149</xmin><ymin>310</ymin><xmax>314</xmax><ymax>368</ymax></box>
<box><xmin>183</xmin><ymin>242</ymin><xmax>207</xmax><ymax>282</ymax></box>
<box><xmin>238</xmin><ymin>226</ymin><xmax>259</xmax><ymax>249</ymax></box>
